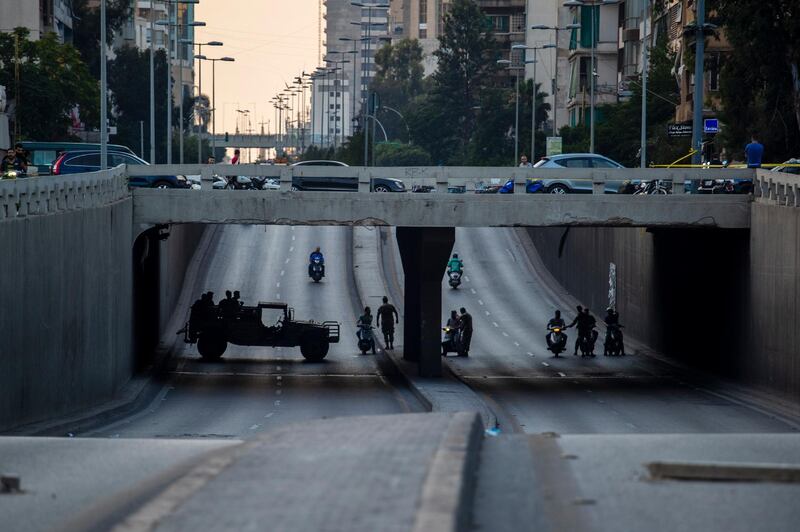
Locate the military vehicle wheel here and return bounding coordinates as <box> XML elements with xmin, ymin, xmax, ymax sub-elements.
<box><xmin>198</xmin><ymin>335</ymin><xmax>227</xmax><ymax>361</ymax></box>
<box><xmin>300</xmin><ymin>337</ymin><xmax>329</xmax><ymax>361</ymax></box>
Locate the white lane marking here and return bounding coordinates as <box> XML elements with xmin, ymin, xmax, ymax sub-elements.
<box><xmin>514</xmin><ymin>342</ymin><xmax>520</xmax><ymax>347</ymax></box>
<box><xmin>276</xmin><ymin>376</ymin><xmax>282</xmax><ymax>381</ymax></box>
<box><xmin>264</xmin><ymin>412</ymin><xmax>274</xmax><ymax>418</ymax></box>
<box><xmin>470</xmin><ymin>288</ymin><xmax>477</xmax><ymax>294</ymax></box>
<box><xmin>285</xmin><ymin>258</ymin><xmax>290</xmax><ymax>264</ymax></box>
<box><xmin>478</xmin><ymin>299</ymin><xmax>484</xmax><ymax>305</ymax></box>
<box><xmin>292</xmin><ymin>235</ymin><xmax>295</xmax><ymax>241</ymax></box>
<box><xmin>484</xmin><ymin>311</ymin><xmax>491</xmax><ymax>316</ymax></box>
<box><xmin>280</xmin><ymin>270</ymin><xmax>285</xmax><ymax>276</ymax></box>
<box><xmin>542</xmin><ymin>362</ymin><xmax>549</xmax><ymax>367</ymax></box>
<box><xmin>276</xmin><ymin>293</ymin><xmax>280</xmax><ymax>299</ymax></box>
<box><xmin>290</xmin><ymin>227</ymin><xmax>295</xmax><ymax>231</ymax></box>
<box><xmin>276</xmin><ymin>282</ymin><xmax>280</xmax><ymax>288</ymax></box>
<box><xmin>274</xmin><ymin>400</ymin><xmax>281</xmax><ymax>406</ymax></box>
<box><xmin>492</xmin><ymin>322</ymin><xmax>499</xmax><ymax>328</ymax></box>
<box><xmin>502</xmin><ymin>332</ymin><xmax>509</xmax><ymax>337</ymax></box>
<box><xmin>464</xmin><ymin>275</ymin><xmax>470</xmax><ymax>282</ymax></box>
<box><xmin>249</xmin><ymin>424</ymin><xmax>260</xmax><ymax>430</ymax></box>
<box><xmin>557</xmin><ymin>372</ymin><xmax>567</xmax><ymax>378</ymax></box>
<box><xmin>276</xmin><ymin>390</ymin><xmax>282</xmax><ymax>395</ymax></box>
<box><xmin>527</xmin><ymin>352</ymin><xmax>535</xmax><ymax>357</ymax></box>
<box><xmin>289</xmin><ymin>246</ymin><xmax>294</xmax><ymax>252</ymax></box>
<box><xmin>276</xmin><ymin>366</ymin><xmax>282</xmax><ymax>371</ymax></box>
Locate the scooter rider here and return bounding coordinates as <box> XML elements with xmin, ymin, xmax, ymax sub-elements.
<box><xmin>447</xmin><ymin>253</ymin><xmax>463</xmax><ymax>274</ymax></box>
<box><xmin>309</xmin><ymin>247</ymin><xmax>325</xmax><ymax>277</ymax></box>
<box><xmin>357</xmin><ymin>306</ymin><xmax>374</xmax><ymax>342</ymax></box>
<box><xmin>546</xmin><ymin>310</ymin><xmax>567</xmax><ymax>348</ymax></box>
<box><xmin>604</xmin><ymin>307</ymin><xmax>625</xmax><ymax>355</ymax></box>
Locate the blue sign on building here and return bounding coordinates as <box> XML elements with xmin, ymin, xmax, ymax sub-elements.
<box><xmin>704</xmin><ymin>118</ymin><xmax>720</xmax><ymax>134</ymax></box>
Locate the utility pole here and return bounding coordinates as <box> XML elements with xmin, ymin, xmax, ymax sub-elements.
<box><xmin>149</xmin><ymin>3</ymin><xmax>155</xmax><ymax>163</ymax></box>
<box><xmin>100</xmin><ymin>0</ymin><xmax>108</xmax><ymax>169</ymax></box>
<box><xmin>691</xmin><ymin>0</ymin><xmax>706</xmax><ymax>165</ymax></box>
<box><xmin>640</xmin><ymin>0</ymin><xmax>649</xmax><ymax>168</ymax></box>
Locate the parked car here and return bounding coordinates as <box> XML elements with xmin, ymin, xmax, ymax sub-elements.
<box><xmin>290</xmin><ymin>160</ymin><xmax>406</xmax><ymax>192</ymax></box>
<box><xmin>52</xmin><ymin>150</ymin><xmax>190</xmax><ymax>188</ymax></box>
<box><xmin>770</xmin><ymin>158</ymin><xmax>800</xmax><ymax>175</ymax></box>
<box><xmin>532</xmin><ymin>153</ymin><xmax>628</xmax><ymax>193</ymax></box>
<box><xmin>18</xmin><ymin>141</ymin><xmax>134</xmax><ymax>176</ymax></box>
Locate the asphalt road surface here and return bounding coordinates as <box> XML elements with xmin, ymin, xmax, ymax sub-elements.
<box><xmin>382</xmin><ymin>227</ymin><xmax>798</xmax><ymax>435</ymax></box>
<box><xmin>85</xmin><ymin>225</ymin><xmax>421</xmax><ymax>439</ymax></box>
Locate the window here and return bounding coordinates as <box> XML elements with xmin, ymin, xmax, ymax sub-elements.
<box><xmin>511</xmin><ymin>13</ymin><xmax>525</xmax><ymax>33</ymax></box>
<box><xmin>488</xmin><ymin>15</ymin><xmax>509</xmax><ymax>33</ymax></box>
<box><xmin>559</xmin><ymin>157</ymin><xmax>591</xmax><ymax>168</ymax></box>
<box><xmin>591</xmin><ymin>158</ymin><xmax>619</xmax><ymax>168</ymax></box>
<box><xmin>67</xmin><ymin>154</ymin><xmax>101</xmax><ymax>167</ymax></box>
<box><xmin>708</xmin><ymin>53</ymin><xmax>720</xmax><ymax>92</ymax></box>
<box><xmin>31</xmin><ymin>150</ymin><xmax>57</xmax><ymax>166</ymax></box>
<box><xmin>579</xmin><ymin>6</ymin><xmax>599</xmax><ymax>48</ymax></box>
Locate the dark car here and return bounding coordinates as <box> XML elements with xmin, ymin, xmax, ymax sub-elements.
<box><xmin>532</xmin><ymin>153</ymin><xmax>628</xmax><ymax>193</ymax></box>
<box><xmin>18</xmin><ymin>141</ymin><xmax>134</xmax><ymax>176</ymax></box>
<box><xmin>52</xmin><ymin>150</ymin><xmax>190</xmax><ymax>188</ymax></box>
<box><xmin>290</xmin><ymin>160</ymin><xmax>405</xmax><ymax>192</ymax></box>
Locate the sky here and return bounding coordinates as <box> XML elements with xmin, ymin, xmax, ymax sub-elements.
<box><xmin>195</xmin><ymin>0</ymin><xmax>320</xmax><ymax>136</ymax></box>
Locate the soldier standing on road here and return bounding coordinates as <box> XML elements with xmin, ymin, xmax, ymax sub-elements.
<box><xmin>458</xmin><ymin>307</ymin><xmax>473</xmax><ymax>357</ymax></box>
<box><xmin>376</xmin><ymin>296</ymin><xmax>399</xmax><ymax>349</ymax></box>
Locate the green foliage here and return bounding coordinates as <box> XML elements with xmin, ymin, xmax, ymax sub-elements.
<box><xmin>72</xmin><ymin>0</ymin><xmax>133</xmax><ymax>77</ymax></box>
<box><xmin>0</xmin><ymin>29</ymin><xmax>99</xmax><ymax>141</ymax></box>
<box><xmin>374</xmin><ymin>143</ymin><xmax>432</xmax><ymax>166</ymax></box>
<box><xmin>709</xmin><ymin>0</ymin><xmax>800</xmax><ymax>161</ymax></box>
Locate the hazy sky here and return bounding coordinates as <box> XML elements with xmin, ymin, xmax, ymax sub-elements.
<box><xmin>195</xmin><ymin>0</ymin><xmax>320</xmax><ymax>136</ymax></box>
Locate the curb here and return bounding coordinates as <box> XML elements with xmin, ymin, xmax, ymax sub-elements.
<box><xmin>413</xmin><ymin>411</ymin><xmax>484</xmax><ymax>532</ymax></box>
<box><xmin>352</xmin><ymin>227</ymin><xmax>498</xmax><ymax>427</ymax></box>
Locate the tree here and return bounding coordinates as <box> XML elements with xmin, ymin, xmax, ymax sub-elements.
<box><xmin>709</xmin><ymin>0</ymin><xmax>800</xmax><ymax>161</ymax></box>
<box><xmin>72</xmin><ymin>0</ymin><xmax>133</xmax><ymax>77</ymax></box>
<box><xmin>108</xmin><ymin>46</ymin><xmax>171</xmax><ymax>161</ymax></box>
<box><xmin>0</xmin><ymin>29</ymin><xmax>99</xmax><ymax>141</ymax></box>
<box><xmin>371</xmin><ymin>39</ymin><xmax>427</xmax><ymax>142</ymax></box>
<box><xmin>429</xmin><ymin>0</ymin><xmax>499</xmax><ymax>162</ymax></box>
<box><xmin>374</xmin><ymin>143</ymin><xmax>432</xmax><ymax>166</ymax></box>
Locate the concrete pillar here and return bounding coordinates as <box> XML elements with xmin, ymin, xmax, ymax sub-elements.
<box><xmin>396</xmin><ymin>226</ymin><xmax>455</xmax><ymax>377</ymax></box>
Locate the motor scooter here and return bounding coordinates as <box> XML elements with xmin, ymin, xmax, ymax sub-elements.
<box><xmin>309</xmin><ymin>257</ymin><xmax>324</xmax><ymax>283</ymax></box>
<box><xmin>447</xmin><ymin>270</ymin><xmax>462</xmax><ymax>289</ymax></box>
<box><xmin>546</xmin><ymin>325</ymin><xmax>567</xmax><ymax>357</ymax></box>
<box><xmin>357</xmin><ymin>324</ymin><xmax>375</xmax><ymax>355</ymax></box>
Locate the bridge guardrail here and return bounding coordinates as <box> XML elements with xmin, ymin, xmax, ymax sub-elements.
<box><xmin>0</xmin><ymin>166</ymin><xmax>128</xmax><ymax>221</ymax></box>
<box><xmin>125</xmin><ymin>164</ymin><xmax>758</xmax><ymax>194</ymax></box>
<box><xmin>754</xmin><ymin>169</ymin><xmax>800</xmax><ymax>207</ymax></box>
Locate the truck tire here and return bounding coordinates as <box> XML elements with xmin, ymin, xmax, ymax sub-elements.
<box><xmin>300</xmin><ymin>336</ymin><xmax>329</xmax><ymax>361</ymax></box>
<box><xmin>198</xmin><ymin>335</ymin><xmax>227</xmax><ymax>361</ymax></box>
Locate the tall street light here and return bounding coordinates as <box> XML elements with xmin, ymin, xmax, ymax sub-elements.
<box><xmin>339</xmin><ymin>37</ymin><xmax>367</xmax><ymax>139</ymax></box>
<box><xmin>514</xmin><ymin>43</ymin><xmax>556</xmax><ymax>162</ymax></box>
<box><xmin>195</xmin><ymin>55</ymin><xmax>235</xmax><ymax>160</ymax></box>
<box><xmin>183</xmin><ymin>39</ymin><xmax>222</xmax><ymax>163</ymax></box>
<box><xmin>100</xmin><ymin>0</ymin><xmax>107</xmax><ymax>169</ymax></box>
<box><xmin>497</xmin><ymin>59</ymin><xmax>521</xmax><ymax>165</ymax></box>
<box><xmin>531</xmin><ymin>22</ymin><xmax>581</xmax><ymax>138</ymax></box>
<box><xmin>563</xmin><ymin>0</ymin><xmax>619</xmax><ymax>154</ymax></box>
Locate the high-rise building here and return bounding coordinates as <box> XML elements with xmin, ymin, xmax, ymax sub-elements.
<box><xmin>0</xmin><ymin>0</ymin><xmax>74</xmax><ymax>43</ymax></box>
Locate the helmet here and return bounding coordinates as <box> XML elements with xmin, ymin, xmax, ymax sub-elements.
<box><xmin>606</xmin><ymin>307</ymin><xmax>613</xmax><ymax>313</ymax></box>
<box><xmin>453</xmin><ymin>253</ymin><xmax>459</xmax><ymax>258</ymax></box>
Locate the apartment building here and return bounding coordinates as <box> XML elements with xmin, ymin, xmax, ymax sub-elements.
<box><xmin>0</xmin><ymin>0</ymin><xmax>74</xmax><ymax>42</ymax></box>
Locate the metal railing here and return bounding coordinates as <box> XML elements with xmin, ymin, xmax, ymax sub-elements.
<box><xmin>0</xmin><ymin>166</ymin><xmax>129</xmax><ymax>221</ymax></box>
<box><xmin>126</xmin><ymin>164</ymin><xmax>759</xmax><ymax>194</ymax></box>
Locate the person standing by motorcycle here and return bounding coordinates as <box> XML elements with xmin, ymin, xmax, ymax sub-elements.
<box><xmin>457</xmin><ymin>307</ymin><xmax>473</xmax><ymax>357</ymax></box>
<box><xmin>309</xmin><ymin>247</ymin><xmax>325</xmax><ymax>277</ymax></box>
<box><xmin>376</xmin><ymin>296</ymin><xmax>399</xmax><ymax>349</ymax></box>
<box><xmin>567</xmin><ymin>305</ymin><xmax>596</xmax><ymax>356</ymax></box>
<box><xmin>546</xmin><ymin>310</ymin><xmax>567</xmax><ymax>349</ymax></box>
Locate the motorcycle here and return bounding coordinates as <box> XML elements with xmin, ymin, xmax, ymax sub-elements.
<box><xmin>357</xmin><ymin>324</ymin><xmax>375</xmax><ymax>355</ymax></box>
<box><xmin>441</xmin><ymin>325</ymin><xmax>462</xmax><ymax>356</ymax></box>
<box><xmin>309</xmin><ymin>257</ymin><xmax>324</xmax><ymax>283</ymax></box>
<box><xmin>604</xmin><ymin>324</ymin><xmax>625</xmax><ymax>356</ymax></box>
<box><xmin>546</xmin><ymin>325</ymin><xmax>567</xmax><ymax>357</ymax></box>
<box><xmin>696</xmin><ymin>178</ymin><xmax>735</xmax><ymax>194</ymax></box>
<box><xmin>447</xmin><ymin>270</ymin><xmax>462</xmax><ymax>289</ymax></box>
<box><xmin>577</xmin><ymin>329</ymin><xmax>598</xmax><ymax>357</ymax></box>
<box><xmin>633</xmin><ymin>180</ymin><xmax>669</xmax><ymax>195</ymax></box>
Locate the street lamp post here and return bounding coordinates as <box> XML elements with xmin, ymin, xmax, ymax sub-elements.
<box><xmin>100</xmin><ymin>0</ymin><xmax>107</xmax><ymax>169</ymax></box>
<box><xmin>184</xmin><ymin>40</ymin><xmax>222</xmax><ymax>163</ymax></box>
<box><xmin>497</xmin><ymin>59</ymin><xmax>520</xmax><ymax>165</ymax></box>
<box><xmin>531</xmin><ymin>22</ymin><xmax>581</xmax><ymax>138</ymax></box>
<box><xmin>339</xmin><ymin>37</ymin><xmax>368</xmax><ymax>140</ymax></box>
<box><xmin>196</xmin><ymin>55</ymin><xmax>235</xmax><ymax>160</ymax></box>
<box><xmin>563</xmin><ymin>0</ymin><xmax>619</xmax><ymax>154</ymax></box>
<box><xmin>513</xmin><ymin>43</ymin><xmax>556</xmax><ymax>161</ymax></box>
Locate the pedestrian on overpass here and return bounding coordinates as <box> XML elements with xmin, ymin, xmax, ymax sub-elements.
<box><xmin>519</xmin><ymin>155</ymin><xmax>532</xmax><ymax>167</ymax></box>
<box><xmin>377</xmin><ymin>296</ymin><xmax>399</xmax><ymax>349</ymax></box>
<box><xmin>458</xmin><ymin>307</ymin><xmax>473</xmax><ymax>357</ymax></box>
<box><xmin>745</xmin><ymin>135</ymin><xmax>764</xmax><ymax>168</ymax></box>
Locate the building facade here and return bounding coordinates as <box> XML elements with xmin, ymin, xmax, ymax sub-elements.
<box><xmin>0</xmin><ymin>0</ymin><xmax>74</xmax><ymax>42</ymax></box>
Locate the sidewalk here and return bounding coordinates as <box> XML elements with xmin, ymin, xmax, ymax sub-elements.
<box><xmin>352</xmin><ymin>227</ymin><xmax>497</xmax><ymax>429</ymax></box>
<box><xmin>61</xmin><ymin>412</ymin><xmax>481</xmax><ymax>532</ymax></box>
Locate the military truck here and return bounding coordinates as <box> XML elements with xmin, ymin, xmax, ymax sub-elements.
<box><xmin>181</xmin><ymin>300</ymin><xmax>340</xmax><ymax>361</ymax></box>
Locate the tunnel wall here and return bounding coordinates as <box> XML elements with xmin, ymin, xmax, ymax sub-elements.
<box><xmin>0</xmin><ymin>201</ymin><xmax>206</xmax><ymax>431</ymax></box>
<box><xmin>525</xmin><ymin>217</ymin><xmax>800</xmax><ymax>401</ymax></box>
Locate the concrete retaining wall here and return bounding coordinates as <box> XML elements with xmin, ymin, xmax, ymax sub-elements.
<box><xmin>524</xmin><ymin>223</ymin><xmax>800</xmax><ymax>396</ymax></box>
<box><xmin>0</xmin><ymin>202</ymin><xmax>205</xmax><ymax>430</ymax></box>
